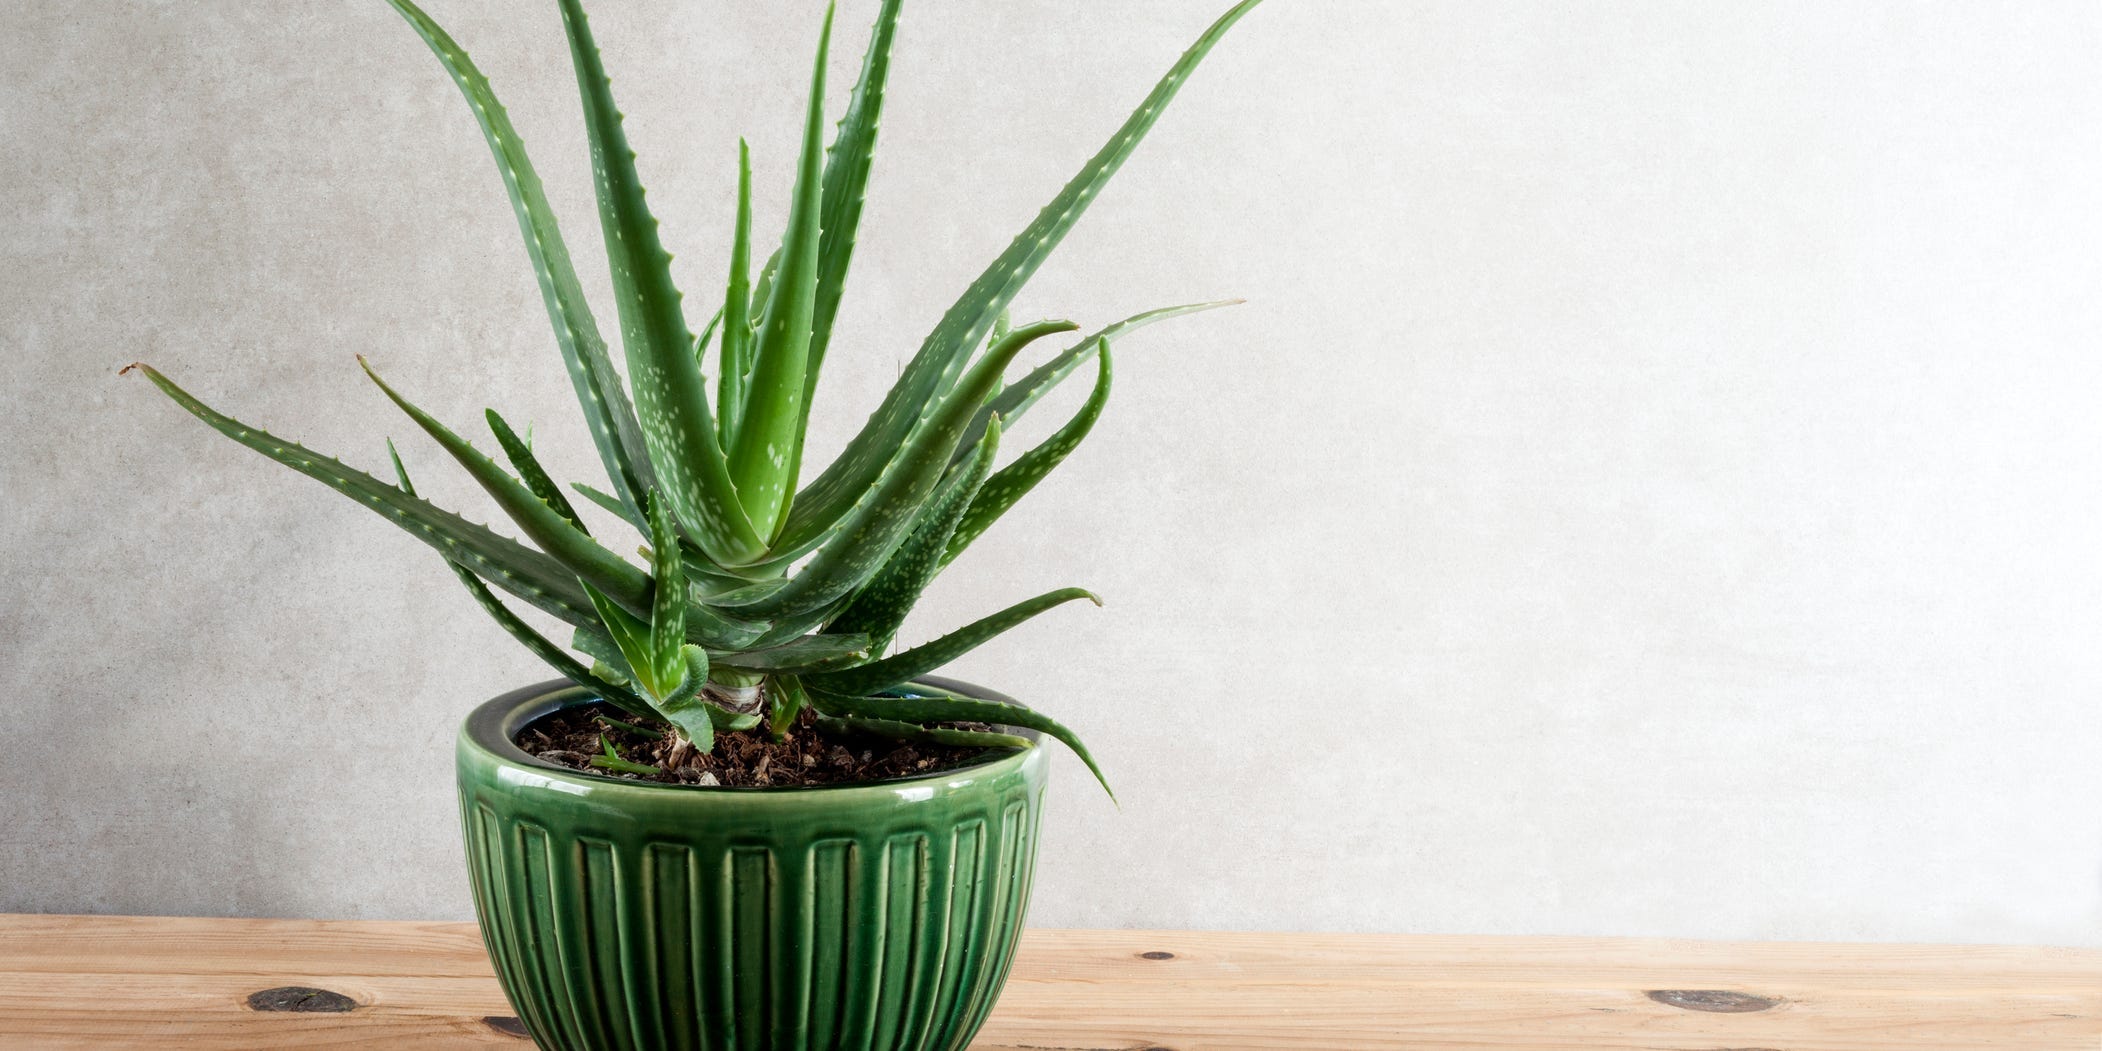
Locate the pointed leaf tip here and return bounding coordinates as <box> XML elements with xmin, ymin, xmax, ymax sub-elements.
<box><xmin>788</xmin><ymin>0</ymin><xmax>1261</xmax><ymax>542</ymax></box>
<box><xmin>360</xmin><ymin>355</ymin><xmax>653</xmax><ymax>611</ymax></box>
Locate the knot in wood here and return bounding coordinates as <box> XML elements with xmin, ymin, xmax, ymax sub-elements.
<box><xmin>1645</xmin><ymin>988</ymin><xmax>1783</xmax><ymax>1013</ymax></box>
<box><xmin>483</xmin><ymin>1015</ymin><xmax>530</xmax><ymax>1036</ymax></box>
<box><xmin>245</xmin><ymin>986</ymin><xmax>356</xmax><ymax>1013</ymax></box>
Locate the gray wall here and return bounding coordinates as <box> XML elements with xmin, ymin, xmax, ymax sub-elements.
<box><xmin>7</xmin><ymin>0</ymin><xmax>2101</xmax><ymax>946</ymax></box>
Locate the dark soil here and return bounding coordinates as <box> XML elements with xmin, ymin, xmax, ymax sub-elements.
<box><xmin>515</xmin><ymin>701</ymin><xmax>999</xmax><ymax>788</ymax></box>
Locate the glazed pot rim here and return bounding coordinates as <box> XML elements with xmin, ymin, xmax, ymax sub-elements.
<box><xmin>460</xmin><ymin>676</ymin><xmax>1044</xmax><ymax>795</ymax></box>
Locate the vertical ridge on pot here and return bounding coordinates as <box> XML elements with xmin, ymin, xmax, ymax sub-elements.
<box><xmin>805</xmin><ymin>841</ymin><xmax>853</xmax><ymax>1048</ymax></box>
<box><xmin>642</xmin><ymin>843</ymin><xmax>702</xmax><ymax>1051</ymax></box>
<box><xmin>947</xmin><ymin>801</ymin><xmax>1031</xmax><ymax>1045</ymax></box>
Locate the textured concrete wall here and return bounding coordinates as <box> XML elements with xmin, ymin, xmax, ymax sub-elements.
<box><xmin>6</xmin><ymin>1</ymin><xmax>2102</xmax><ymax>945</ymax></box>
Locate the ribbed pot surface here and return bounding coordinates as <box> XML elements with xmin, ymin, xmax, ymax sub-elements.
<box><xmin>456</xmin><ymin>679</ymin><xmax>1049</xmax><ymax>1051</ymax></box>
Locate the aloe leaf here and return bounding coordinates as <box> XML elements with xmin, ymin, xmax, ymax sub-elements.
<box><xmin>814</xmin><ymin>714</ymin><xmax>1029</xmax><ymax>752</ymax></box>
<box><xmin>804</xmin><ymin>0</ymin><xmax>905</xmax><ymax>401</ymax></box>
<box><xmin>580</xmin><ymin>596</ymin><xmax>716</xmax><ymax>748</ymax></box>
<box><xmin>128</xmin><ymin>363</ymin><xmax>600</xmax><ymax>629</ymax></box>
<box><xmin>378</xmin><ymin>0</ymin><xmax>654</xmax><ymax>514</ymax></box>
<box><xmin>831</xmin><ymin>416</ymin><xmax>1001</xmax><ymax>653</ymax></box>
<box><xmin>389</xmin><ymin>442</ymin><xmax>653</xmax><ymax>718</ymax></box>
<box><xmin>778</xmin><ymin>0</ymin><xmax>1265</xmax><ymax>553</ymax></box>
<box><xmin>572</xmin><ymin>624</ymin><xmax>630</xmax><ymax>679</ymax></box>
<box><xmin>956</xmin><ymin>300</ymin><xmax>1238</xmax><ymax>465</ymax></box>
<box><xmin>767</xmin><ymin>674</ymin><xmax>811</xmax><ymax>737</ymax></box>
<box><xmin>594</xmin><ymin>712</ymin><xmax>664</xmax><ymax>739</ymax></box>
<box><xmin>693</xmin><ymin>305</ymin><xmax>724</xmax><ymax>368</ymax></box>
<box><xmin>655</xmin><ymin>645</ymin><xmax>716</xmax><ymax>749</ymax></box>
<box><xmin>576</xmin><ymin>487</ymin><xmax>797</xmax><ymax>612</ymax></box>
<box><xmin>736</xmin><ymin>319</ymin><xmax>1073</xmax><ymax>572</ymax></box>
<box><xmin>673</xmin><ymin>539</ymin><xmax>784</xmax><ymax>595</ymax></box>
<box><xmin>942</xmin><ymin>345</ymin><xmax>1109</xmax><ymax>568</ymax></box>
<box><xmin>808</xmin><ymin>586</ymin><xmax>1100</xmax><ymax>697</ymax></box>
<box><xmin>485</xmin><ymin>408</ymin><xmax>588</xmax><ymax>535</ymax></box>
<box><xmin>644</xmin><ymin>492</ymin><xmax>687</xmax><ymax>691</ymax></box>
<box><xmin>749</xmin><ymin>246</ymin><xmax>782</xmax><ymax>326</ymax></box>
<box><xmin>722</xmin><ymin>321</ymin><xmax>1076</xmax><ymax>617</ymax></box>
<box><xmin>555</xmin><ymin>0</ymin><xmax>763</xmax><ymax>565</ymax></box>
<box><xmin>807</xmin><ymin>686</ymin><xmax>1109</xmax><ymax>797</ymax></box>
<box><xmin>711</xmin><ymin>632</ymin><xmax>872</xmax><ymax>674</ymax></box>
<box><xmin>648</xmin><ymin>544</ymin><xmax>774</xmax><ymax>649</ymax></box>
<box><xmin>582</xmin><ymin>581</ymin><xmax>682</xmax><ymax>700</ymax></box>
<box><xmin>582</xmin><ymin>583</ymin><xmax>657</xmax><ymax>691</ymax></box>
<box><xmin>736</xmin><ymin>0</ymin><xmax>903</xmax><ymax>407</ymax></box>
<box><xmin>716</xmin><ymin>140</ymin><xmax>756</xmax><ymax>443</ymax></box>
<box><xmin>360</xmin><ymin>357</ymin><xmax>654</xmax><ymax>612</ymax></box>
<box><xmin>726</xmin><ymin>7</ymin><xmax>834</xmax><ymax>541</ymax></box>
<box><xmin>750</xmin><ymin>595</ymin><xmax>857</xmax><ymax>648</ymax></box>
<box><xmin>686</xmin><ymin>607</ymin><xmax>770</xmax><ymax>651</ymax></box>
<box><xmin>591</xmin><ymin>734</ymin><xmax>663</xmax><ymax>775</ymax></box>
<box><xmin>988</xmin><ymin>311</ymin><xmax>1013</xmax><ymax>354</ymax></box>
<box><xmin>573</xmin><ymin>482</ymin><xmax>648</xmax><ymax>533</ymax></box>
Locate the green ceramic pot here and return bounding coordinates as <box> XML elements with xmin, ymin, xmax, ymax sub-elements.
<box><xmin>456</xmin><ymin>678</ymin><xmax>1050</xmax><ymax>1051</ymax></box>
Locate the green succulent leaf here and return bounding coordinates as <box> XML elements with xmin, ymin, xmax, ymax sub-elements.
<box><xmin>655</xmin><ymin>645</ymin><xmax>716</xmax><ymax>749</ymax></box>
<box><xmin>594</xmin><ymin>711</ymin><xmax>665</xmax><ymax>739</ymax></box>
<box><xmin>721</xmin><ymin>320</ymin><xmax>1077</xmax><ymax>617</ymax></box>
<box><xmin>677</xmin><ymin>591</ymin><xmax>771</xmax><ymax>650</ymax></box>
<box><xmin>693</xmin><ymin>304</ymin><xmax>724</xmax><ymax>369</ymax></box>
<box><xmin>572</xmin><ymin>625</ymin><xmax>631</xmax><ymax>681</ymax></box>
<box><xmin>556</xmin><ymin>0</ymin><xmax>763</xmax><ymax>565</ymax></box>
<box><xmin>673</xmin><ymin>540</ymin><xmax>784</xmax><ymax>596</ymax></box>
<box><xmin>582</xmin><ymin>582</ymin><xmax>664</xmax><ymax>695</ymax></box>
<box><xmin>388</xmin><ymin>441</ymin><xmax>652</xmax><ymax>718</ymax></box>
<box><xmin>128</xmin><ymin>364</ymin><xmax>600</xmax><ymax>629</ymax></box>
<box><xmin>716</xmin><ymin>140</ymin><xmax>756</xmax><ymax>443</ymax></box>
<box><xmin>726</xmin><ymin>7</ymin><xmax>834</xmax><ymax>542</ymax></box>
<box><xmin>572</xmin><ymin>482</ymin><xmax>647</xmax><ymax>533</ymax></box>
<box><xmin>644</xmin><ymin>491</ymin><xmax>687</xmax><ymax>691</ymax></box>
<box><xmin>777</xmin><ymin>0</ymin><xmax>1265</xmax><ymax>554</ymax></box>
<box><xmin>956</xmin><ymin>300</ymin><xmax>1239</xmax><ymax>464</ymax></box>
<box><xmin>578</xmin><ymin>595</ymin><xmax>713</xmax><ymax>747</ymax></box>
<box><xmin>749</xmin><ymin>246</ymin><xmax>781</xmax><ymax>327</ymax></box>
<box><xmin>572</xmin><ymin>492</ymin><xmax>802</xmax><ymax>629</ymax></box>
<box><xmin>831</xmin><ymin>415</ymin><xmax>1002</xmax><ymax>653</ymax></box>
<box><xmin>808</xmin><ymin>586</ymin><xmax>1100</xmax><ymax>697</ymax></box>
<box><xmin>378</xmin><ymin>0</ymin><xmax>655</xmax><ymax>516</ymax></box>
<box><xmin>942</xmin><ymin>344</ymin><xmax>1110</xmax><ymax>568</ymax></box>
<box><xmin>804</xmin><ymin>0</ymin><xmax>904</xmax><ymax>402</ymax></box>
<box><xmin>711</xmin><ymin>707</ymin><xmax>763</xmax><ymax>734</ymax></box>
<box><xmin>711</xmin><ymin>632</ymin><xmax>872</xmax><ymax>673</ymax></box>
<box><xmin>485</xmin><ymin>408</ymin><xmax>588</xmax><ymax>536</ymax></box>
<box><xmin>814</xmin><ymin>714</ymin><xmax>1029</xmax><ymax>752</ymax></box>
<box><xmin>581</xmin><ymin>579</ymin><xmax>700</xmax><ymax>714</ymax></box>
<box><xmin>749</xmin><ymin>595</ymin><xmax>858</xmax><ymax>648</ymax></box>
<box><xmin>590</xmin><ymin>734</ymin><xmax>663</xmax><ymax>775</ymax></box>
<box><xmin>734</xmin><ymin>319</ymin><xmax>1074</xmax><ymax>573</ymax></box>
<box><xmin>808</xmin><ymin>686</ymin><xmax>1109</xmax><ymax>797</ymax></box>
<box><xmin>359</xmin><ymin>356</ymin><xmax>654</xmax><ymax>613</ymax></box>
<box><xmin>768</xmin><ymin>674</ymin><xmax>812</xmax><ymax>738</ymax></box>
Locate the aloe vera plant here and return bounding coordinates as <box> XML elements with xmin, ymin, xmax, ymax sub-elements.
<box><xmin>129</xmin><ymin>0</ymin><xmax>1261</xmax><ymax>794</ymax></box>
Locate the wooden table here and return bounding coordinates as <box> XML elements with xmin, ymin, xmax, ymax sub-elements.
<box><xmin>1</xmin><ymin>914</ymin><xmax>2096</xmax><ymax>1049</ymax></box>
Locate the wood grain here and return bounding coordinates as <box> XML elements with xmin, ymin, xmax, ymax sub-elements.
<box><xmin>1</xmin><ymin>913</ymin><xmax>2096</xmax><ymax>1050</ymax></box>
